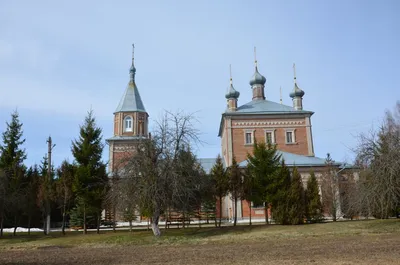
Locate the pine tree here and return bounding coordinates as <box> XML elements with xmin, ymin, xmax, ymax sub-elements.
<box><xmin>210</xmin><ymin>155</ymin><xmax>228</xmax><ymax>227</ymax></box>
<box><xmin>0</xmin><ymin>110</ymin><xmax>27</xmax><ymax>236</ymax></box>
<box><xmin>71</xmin><ymin>110</ymin><xmax>108</xmax><ymax>234</ymax></box>
<box><xmin>287</xmin><ymin>167</ymin><xmax>306</xmax><ymax>225</ymax></box>
<box><xmin>305</xmin><ymin>171</ymin><xmax>323</xmax><ymax>223</ymax></box>
<box><xmin>227</xmin><ymin>157</ymin><xmax>242</xmax><ymax>226</ymax></box>
<box><xmin>246</xmin><ymin>140</ymin><xmax>281</xmax><ymax>224</ymax></box>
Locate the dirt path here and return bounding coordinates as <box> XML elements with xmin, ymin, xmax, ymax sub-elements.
<box><xmin>1</xmin><ymin>234</ymin><xmax>399</xmax><ymax>265</ymax></box>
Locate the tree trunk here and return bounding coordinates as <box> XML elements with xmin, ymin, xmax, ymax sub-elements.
<box><xmin>28</xmin><ymin>215</ymin><xmax>31</xmax><ymax>236</ymax></box>
<box><xmin>83</xmin><ymin>203</ymin><xmax>87</xmax><ymax>235</ymax></box>
<box><xmin>147</xmin><ymin>218</ymin><xmax>150</xmax><ymax>231</ymax></box>
<box><xmin>249</xmin><ymin>201</ymin><xmax>252</xmax><ymax>226</ymax></box>
<box><xmin>13</xmin><ymin>215</ymin><xmax>18</xmax><ymax>236</ymax></box>
<box><xmin>233</xmin><ymin>195</ymin><xmax>237</xmax><ymax>226</ymax></box>
<box><xmin>0</xmin><ymin>215</ymin><xmax>3</xmax><ymax>237</ymax></box>
<box><xmin>151</xmin><ymin>215</ymin><xmax>161</xmax><ymax>237</ymax></box>
<box><xmin>112</xmin><ymin>204</ymin><xmax>116</xmax><ymax>233</ymax></box>
<box><xmin>43</xmin><ymin>216</ymin><xmax>46</xmax><ymax>235</ymax></box>
<box><xmin>62</xmin><ymin>212</ymin><xmax>66</xmax><ymax>235</ymax></box>
<box><xmin>46</xmin><ymin>213</ymin><xmax>51</xmax><ymax>234</ymax></box>
<box><xmin>214</xmin><ymin>206</ymin><xmax>218</xmax><ymax>228</ymax></box>
<box><xmin>96</xmin><ymin>213</ymin><xmax>100</xmax><ymax>234</ymax></box>
<box><xmin>62</xmin><ymin>204</ymin><xmax>66</xmax><ymax>235</ymax></box>
<box><xmin>62</xmin><ymin>194</ymin><xmax>67</xmax><ymax>235</ymax></box>
<box><xmin>129</xmin><ymin>220</ymin><xmax>132</xmax><ymax>232</ymax></box>
<box><xmin>265</xmin><ymin>202</ymin><xmax>269</xmax><ymax>224</ymax></box>
<box><xmin>219</xmin><ymin>195</ymin><xmax>222</xmax><ymax>228</ymax></box>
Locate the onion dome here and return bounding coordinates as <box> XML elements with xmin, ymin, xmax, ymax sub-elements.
<box><xmin>289</xmin><ymin>63</ymin><xmax>305</xmax><ymax>98</ymax></box>
<box><xmin>225</xmin><ymin>79</ymin><xmax>240</xmax><ymax>99</ymax></box>
<box><xmin>290</xmin><ymin>83</ymin><xmax>305</xmax><ymax>98</ymax></box>
<box><xmin>249</xmin><ymin>65</ymin><xmax>266</xmax><ymax>86</ymax></box>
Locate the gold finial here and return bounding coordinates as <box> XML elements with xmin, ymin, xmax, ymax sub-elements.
<box><xmin>280</xmin><ymin>86</ymin><xmax>283</xmax><ymax>104</ymax></box>
<box><xmin>254</xmin><ymin>46</ymin><xmax>258</xmax><ymax>68</ymax></box>
<box><xmin>293</xmin><ymin>63</ymin><xmax>297</xmax><ymax>84</ymax></box>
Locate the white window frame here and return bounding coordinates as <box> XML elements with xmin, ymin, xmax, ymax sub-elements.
<box><xmin>124</xmin><ymin>116</ymin><xmax>133</xmax><ymax>132</ymax></box>
<box><xmin>244</xmin><ymin>129</ymin><xmax>255</xmax><ymax>145</ymax></box>
<box><xmin>264</xmin><ymin>129</ymin><xmax>276</xmax><ymax>144</ymax></box>
<box><xmin>251</xmin><ymin>201</ymin><xmax>265</xmax><ymax>209</ymax></box>
<box><xmin>285</xmin><ymin>128</ymin><xmax>296</xmax><ymax>144</ymax></box>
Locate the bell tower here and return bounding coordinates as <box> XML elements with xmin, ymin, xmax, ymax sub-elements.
<box><xmin>106</xmin><ymin>44</ymin><xmax>149</xmax><ymax>175</ymax></box>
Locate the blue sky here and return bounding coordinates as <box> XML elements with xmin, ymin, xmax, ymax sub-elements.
<box><xmin>0</xmin><ymin>0</ymin><xmax>399</xmax><ymax>169</ymax></box>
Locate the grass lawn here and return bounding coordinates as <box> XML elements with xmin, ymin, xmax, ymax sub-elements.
<box><xmin>0</xmin><ymin>219</ymin><xmax>399</xmax><ymax>264</ymax></box>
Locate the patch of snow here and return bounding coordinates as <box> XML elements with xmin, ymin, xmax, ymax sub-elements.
<box><xmin>3</xmin><ymin>227</ymin><xmax>44</xmax><ymax>233</ymax></box>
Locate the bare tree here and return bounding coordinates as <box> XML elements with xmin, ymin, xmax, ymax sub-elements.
<box><xmin>56</xmin><ymin>160</ymin><xmax>75</xmax><ymax>235</ymax></box>
<box><xmin>320</xmin><ymin>153</ymin><xmax>342</xmax><ymax>221</ymax></box>
<box><xmin>354</xmin><ymin>102</ymin><xmax>400</xmax><ymax>218</ymax></box>
<box><xmin>109</xmin><ymin>111</ymin><xmax>202</xmax><ymax>236</ymax></box>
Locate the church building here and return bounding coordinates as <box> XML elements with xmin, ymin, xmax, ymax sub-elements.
<box><xmin>106</xmin><ymin>44</ymin><xmax>149</xmax><ymax>177</ymax></box>
<box><xmin>107</xmin><ymin>45</ymin><xmax>349</xmax><ymax>222</ymax></box>
<box><xmin>213</xmin><ymin>56</ymin><xmax>348</xmax><ymax>220</ymax></box>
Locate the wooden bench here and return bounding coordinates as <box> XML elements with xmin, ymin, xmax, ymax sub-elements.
<box><xmin>166</xmin><ymin>214</ymin><xmax>191</xmax><ymax>228</ymax></box>
<box><xmin>195</xmin><ymin>211</ymin><xmax>216</xmax><ymax>227</ymax></box>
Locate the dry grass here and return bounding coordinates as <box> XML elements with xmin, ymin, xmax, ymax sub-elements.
<box><xmin>0</xmin><ymin>219</ymin><xmax>399</xmax><ymax>264</ymax></box>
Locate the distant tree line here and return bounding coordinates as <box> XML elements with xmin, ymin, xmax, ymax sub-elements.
<box><xmin>0</xmin><ymin>110</ymin><xmax>108</xmax><ymax>236</ymax></box>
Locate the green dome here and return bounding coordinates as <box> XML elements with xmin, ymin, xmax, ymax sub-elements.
<box><xmin>225</xmin><ymin>84</ymin><xmax>240</xmax><ymax>99</ymax></box>
<box><xmin>249</xmin><ymin>67</ymin><xmax>266</xmax><ymax>86</ymax></box>
<box><xmin>290</xmin><ymin>83</ymin><xmax>305</xmax><ymax>98</ymax></box>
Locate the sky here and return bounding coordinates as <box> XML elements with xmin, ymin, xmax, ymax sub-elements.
<box><xmin>0</xmin><ymin>0</ymin><xmax>399</xmax><ymax>169</ymax></box>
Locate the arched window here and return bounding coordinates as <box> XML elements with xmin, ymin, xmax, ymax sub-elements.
<box><xmin>124</xmin><ymin>116</ymin><xmax>133</xmax><ymax>132</ymax></box>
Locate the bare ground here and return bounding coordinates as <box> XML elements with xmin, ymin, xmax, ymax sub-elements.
<box><xmin>1</xmin><ymin>221</ymin><xmax>400</xmax><ymax>265</ymax></box>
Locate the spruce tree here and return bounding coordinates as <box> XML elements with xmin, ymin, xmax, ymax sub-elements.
<box><xmin>71</xmin><ymin>110</ymin><xmax>107</xmax><ymax>234</ymax></box>
<box><xmin>37</xmin><ymin>155</ymin><xmax>55</xmax><ymax>234</ymax></box>
<box><xmin>0</xmin><ymin>110</ymin><xmax>27</xmax><ymax>236</ymax></box>
<box><xmin>305</xmin><ymin>171</ymin><xmax>323</xmax><ymax>223</ymax></box>
<box><xmin>270</xmin><ymin>160</ymin><xmax>291</xmax><ymax>225</ymax></box>
<box><xmin>24</xmin><ymin>165</ymin><xmax>41</xmax><ymax>235</ymax></box>
<box><xmin>247</xmin><ymin>140</ymin><xmax>281</xmax><ymax>224</ymax></box>
<box><xmin>287</xmin><ymin>167</ymin><xmax>306</xmax><ymax>225</ymax></box>
<box><xmin>211</xmin><ymin>154</ymin><xmax>228</xmax><ymax>227</ymax></box>
<box><xmin>227</xmin><ymin>157</ymin><xmax>242</xmax><ymax>226</ymax></box>
<box><xmin>56</xmin><ymin>160</ymin><xmax>76</xmax><ymax>235</ymax></box>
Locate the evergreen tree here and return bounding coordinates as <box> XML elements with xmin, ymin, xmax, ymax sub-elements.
<box><xmin>246</xmin><ymin>140</ymin><xmax>281</xmax><ymax>224</ymax></box>
<box><xmin>71</xmin><ymin>110</ymin><xmax>108</xmax><ymax>234</ymax></box>
<box><xmin>24</xmin><ymin>165</ymin><xmax>41</xmax><ymax>235</ymax></box>
<box><xmin>36</xmin><ymin>154</ymin><xmax>55</xmax><ymax>234</ymax></box>
<box><xmin>0</xmin><ymin>110</ymin><xmax>27</xmax><ymax>236</ymax></box>
<box><xmin>287</xmin><ymin>167</ymin><xmax>306</xmax><ymax>225</ymax></box>
<box><xmin>227</xmin><ymin>157</ymin><xmax>242</xmax><ymax>226</ymax></box>
<box><xmin>270</xmin><ymin>161</ymin><xmax>292</xmax><ymax>225</ymax></box>
<box><xmin>210</xmin><ymin>155</ymin><xmax>228</xmax><ymax>227</ymax></box>
<box><xmin>56</xmin><ymin>160</ymin><xmax>76</xmax><ymax>235</ymax></box>
<box><xmin>241</xmin><ymin>166</ymin><xmax>256</xmax><ymax>225</ymax></box>
<box><xmin>305</xmin><ymin>171</ymin><xmax>323</xmax><ymax>223</ymax></box>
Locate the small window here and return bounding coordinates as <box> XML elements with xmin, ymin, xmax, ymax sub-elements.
<box><xmin>266</xmin><ymin>132</ymin><xmax>272</xmax><ymax>143</ymax></box>
<box><xmin>124</xmin><ymin>116</ymin><xmax>133</xmax><ymax>132</ymax></box>
<box><xmin>245</xmin><ymin>132</ymin><xmax>252</xmax><ymax>144</ymax></box>
<box><xmin>285</xmin><ymin>129</ymin><xmax>296</xmax><ymax>144</ymax></box>
<box><xmin>286</xmin><ymin>131</ymin><xmax>293</xmax><ymax>143</ymax></box>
